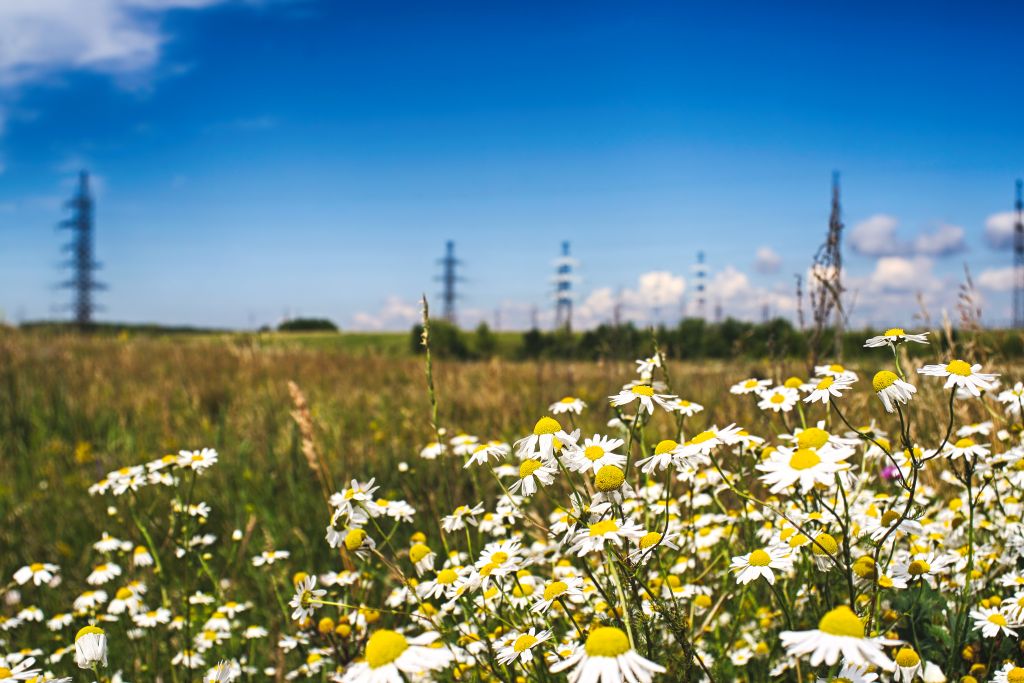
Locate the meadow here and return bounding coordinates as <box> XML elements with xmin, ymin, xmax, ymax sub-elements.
<box><xmin>2</xmin><ymin>325</ymin><xmax>1023</xmax><ymax>682</ymax></box>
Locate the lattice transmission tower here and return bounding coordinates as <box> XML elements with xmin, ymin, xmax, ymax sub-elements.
<box><xmin>1013</xmin><ymin>180</ymin><xmax>1024</xmax><ymax>328</ymax></box>
<box><xmin>693</xmin><ymin>251</ymin><xmax>707</xmax><ymax>320</ymax></box>
<box><xmin>60</xmin><ymin>170</ymin><xmax>104</xmax><ymax>327</ymax></box>
<box><xmin>553</xmin><ymin>241</ymin><xmax>576</xmax><ymax>330</ymax></box>
<box><xmin>436</xmin><ymin>240</ymin><xmax>461</xmax><ymax>325</ymax></box>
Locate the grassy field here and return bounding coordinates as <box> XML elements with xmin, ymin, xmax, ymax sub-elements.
<box><xmin>0</xmin><ymin>329</ymin><xmax>1014</xmax><ymax>681</ymax></box>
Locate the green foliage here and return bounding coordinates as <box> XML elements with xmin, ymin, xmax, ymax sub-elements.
<box><xmin>278</xmin><ymin>317</ymin><xmax>339</xmax><ymax>332</ymax></box>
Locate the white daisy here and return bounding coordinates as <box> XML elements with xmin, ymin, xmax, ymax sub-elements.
<box><xmin>609</xmin><ymin>384</ymin><xmax>677</xmax><ymax>414</ymax></box>
<box><xmin>780</xmin><ymin>605</ymin><xmax>894</xmax><ymax>669</ymax></box>
<box><xmin>803</xmin><ymin>375</ymin><xmax>855</xmax><ymax>405</ymax></box>
<box><xmin>731</xmin><ymin>378</ymin><xmax>771</xmax><ymax>395</ymax></box>
<box><xmin>508</xmin><ymin>458</ymin><xmax>558</xmax><ymax>496</ymax></box>
<box><xmin>289</xmin><ymin>576</ymin><xmax>326</xmax><ymax>621</ymax></box>
<box><xmin>549</xmin><ymin>627</ymin><xmax>666</xmax><ymax>682</ymax></box>
<box><xmin>863</xmin><ymin>328</ymin><xmax>929</xmax><ymax>348</ymax></box>
<box><xmin>514</xmin><ymin>417</ymin><xmax>576</xmax><ymax>460</ymax></box>
<box><xmin>13</xmin><ymin>563</ymin><xmax>58</xmax><ymax>587</ymax></box>
<box><xmin>945</xmin><ymin>437</ymin><xmax>990</xmax><ymax>461</ymax></box>
<box><xmin>971</xmin><ymin>606</ymin><xmax>1018</xmax><ymax>638</ymax></box>
<box><xmin>872</xmin><ymin>371</ymin><xmax>916</xmax><ymax>413</ymax></box>
<box><xmin>531</xmin><ymin>576</ymin><xmax>585</xmax><ymax>613</ymax></box>
<box><xmin>339</xmin><ymin>630</ymin><xmax>453</xmax><ymax>683</ymax></box>
<box><xmin>730</xmin><ymin>545</ymin><xmax>793</xmax><ymax>585</ymax></box>
<box><xmin>568</xmin><ymin>517</ymin><xmax>645</xmax><ymax>556</ymax></box>
<box><xmin>756</xmin><ymin>445</ymin><xmax>851</xmax><ymax>494</ymax></box>
<box><xmin>496</xmin><ymin>628</ymin><xmax>551</xmax><ymax>666</ymax></box>
<box><xmin>564</xmin><ymin>434</ymin><xmax>626</xmax><ymax>473</ymax></box>
<box><xmin>918</xmin><ymin>360</ymin><xmax>999</xmax><ymax>397</ymax></box>
<box><xmin>549</xmin><ymin>396</ymin><xmax>586</xmax><ymax>415</ymax></box>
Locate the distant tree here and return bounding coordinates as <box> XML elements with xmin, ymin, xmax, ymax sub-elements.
<box><xmin>278</xmin><ymin>318</ymin><xmax>339</xmax><ymax>332</ymax></box>
<box><xmin>474</xmin><ymin>322</ymin><xmax>497</xmax><ymax>358</ymax></box>
<box><xmin>410</xmin><ymin>320</ymin><xmax>471</xmax><ymax>359</ymax></box>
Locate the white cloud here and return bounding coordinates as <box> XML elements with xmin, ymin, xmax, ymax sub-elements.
<box><xmin>913</xmin><ymin>223</ymin><xmax>965</xmax><ymax>256</ymax></box>
<box><xmin>977</xmin><ymin>266</ymin><xmax>1016</xmax><ymax>292</ymax></box>
<box><xmin>850</xmin><ymin>214</ymin><xmax>965</xmax><ymax>257</ymax></box>
<box><xmin>985</xmin><ymin>211</ymin><xmax>1020</xmax><ymax>250</ymax></box>
<box><xmin>754</xmin><ymin>246</ymin><xmax>782</xmax><ymax>274</ymax></box>
<box><xmin>865</xmin><ymin>256</ymin><xmax>940</xmax><ymax>294</ymax></box>
<box><xmin>0</xmin><ymin>1</ymin><xmax>228</xmax><ymax>88</ymax></box>
<box><xmin>575</xmin><ymin>271</ymin><xmax>686</xmax><ymax>327</ymax></box>
<box><xmin>350</xmin><ymin>295</ymin><xmax>420</xmax><ymax>331</ymax></box>
<box><xmin>849</xmin><ymin>214</ymin><xmax>902</xmax><ymax>256</ymax></box>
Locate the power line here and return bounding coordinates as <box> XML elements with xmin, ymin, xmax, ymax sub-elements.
<box><xmin>59</xmin><ymin>170</ymin><xmax>104</xmax><ymax>327</ymax></box>
<box><xmin>1014</xmin><ymin>179</ymin><xmax>1024</xmax><ymax>328</ymax></box>
<box><xmin>554</xmin><ymin>241</ymin><xmax>575</xmax><ymax>330</ymax></box>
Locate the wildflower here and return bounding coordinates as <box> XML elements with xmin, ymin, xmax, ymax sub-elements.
<box><xmin>635</xmin><ymin>355</ymin><xmax>661</xmax><ymax>376</ymax></box>
<box><xmin>86</xmin><ymin>563</ymin><xmax>122</xmax><ymax>586</ymax></box>
<box><xmin>814</xmin><ymin>363</ymin><xmax>859</xmax><ymax>382</ymax></box>
<box><xmin>971</xmin><ymin>606</ymin><xmax>1018</xmax><ymax>638</ymax></box>
<box><xmin>532</xmin><ymin>576</ymin><xmax>585</xmax><ymax>613</ymax></box>
<box><xmin>635</xmin><ymin>439</ymin><xmax>680</xmax><ymax>474</ymax></box>
<box><xmin>992</xmin><ymin>663</ymin><xmax>1024</xmax><ymax>683</ymax></box>
<box><xmin>549</xmin><ymin>626</ymin><xmax>666</xmax><ymax>682</ymax></box>
<box><xmin>676</xmin><ymin>424</ymin><xmax>743</xmax><ymax>462</ymax></box>
<box><xmin>872</xmin><ymin>371</ymin><xmax>916</xmax><ymax>413</ymax></box>
<box><xmin>339</xmin><ymin>629</ymin><xmax>453</xmax><ymax>682</ymax></box>
<box><xmin>609</xmin><ymin>384</ymin><xmax>677</xmax><ymax>414</ymax></box>
<box><xmin>508</xmin><ymin>458</ymin><xmax>557</xmax><ymax>496</ymax></box>
<box><xmin>893</xmin><ymin>647</ymin><xmax>922</xmax><ymax>683</ymax></box>
<box><xmin>463</xmin><ymin>441</ymin><xmax>509</xmax><ymax>468</ymax></box>
<box><xmin>514</xmin><ymin>416</ymin><xmax>577</xmax><ymax>461</ymax></box>
<box><xmin>13</xmin><ymin>563</ymin><xmax>58</xmax><ymax>587</ymax></box>
<box><xmin>780</xmin><ymin>605</ymin><xmax>894</xmax><ymax>668</ymax></box>
<box><xmin>756</xmin><ymin>386</ymin><xmax>799</xmax><ymax>413</ymax></box>
<box><xmin>629</xmin><ymin>530</ymin><xmax>680</xmax><ymax>563</ymax></box>
<box><xmin>496</xmin><ymin>628</ymin><xmax>552</xmax><ymax>666</ymax></box>
<box><xmin>408</xmin><ymin>542</ymin><xmax>437</xmax><ymax>575</ymax></box>
<box><xmin>417</xmin><ymin>567</ymin><xmax>462</xmax><ymax>600</ymax></box>
<box><xmin>290</xmin><ymin>576</ymin><xmax>326</xmax><ymax>621</ymax></box>
<box><xmin>176</xmin><ymin>448</ymin><xmax>218</xmax><ymax>472</ymax></box>
<box><xmin>441</xmin><ymin>502</ymin><xmax>484</xmax><ymax>532</ymax></box>
<box><xmin>418</xmin><ymin>441</ymin><xmax>444</xmax><ymax>459</ymax></box>
<box><xmin>251</xmin><ymin>550</ymin><xmax>290</xmax><ymax>567</ymax></box>
<box><xmin>918</xmin><ymin>360</ymin><xmax>999</xmax><ymax>397</ymax></box>
<box><xmin>204</xmin><ymin>660</ymin><xmax>241</xmax><ymax>682</ymax></box>
<box><xmin>756</xmin><ymin>446</ymin><xmax>851</xmax><ymax>494</ymax></box>
<box><xmin>998</xmin><ymin>382</ymin><xmax>1024</xmax><ymax>414</ymax></box>
<box><xmin>864</xmin><ymin>328</ymin><xmax>929</xmax><ymax>348</ymax></box>
<box><xmin>730</xmin><ymin>545</ymin><xmax>792</xmax><ymax>585</ymax></box>
<box><xmin>668</xmin><ymin>398</ymin><xmax>703</xmax><ymax>416</ymax></box>
<box><xmin>731</xmin><ymin>378</ymin><xmax>771</xmax><ymax>395</ymax></box>
<box><xmin>132</xmin><ymin>546</ymin><xmax>153</xmax><ymax>568</ymax></box>
<box><xmin>803</xmin><ymin>375</ymin><xmax>855</xmax><ymax>405</ymax></box>
<box><xmin>945</xmin><ymin>437</ymin><xmax>990</xmax><ymax>461</ymax></box>
<box><xmin>550</xmin><ymin>396</ymin><xmax>586</xmax><ymax>415</ymax></box>
<box><xmin>133</xmin><ymin>608</ymin><xmax>172</xmax><ymax>628</ymax></box>
<box><xmin>568</xmin><ymin>517</ymin><xmax>645</xmax><ymax>556</ymax></box>
<box><xmin>74</xmin><ymin>625</ymin><xmax>107</xmax><ymax>669</ymax></box>
<box><xmin>172</xmin><ymin>650</ymin><xmax>205</xmax><ymax>669</ymax></box>
<box><xmin>814</xmin><ymin>663</ymin><xmax>879</xmax><ymax>682</ymax></box>
<box><xmin>565</xmin><ymin>434</ymin><xmax>626</xmax><ymax>473</ymax></box>
<box><xmin>0</xmin><ymin>656</ymin><xmax>40</xmax><ymax>681</ymax></box>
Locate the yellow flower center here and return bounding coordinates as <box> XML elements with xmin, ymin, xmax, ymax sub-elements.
<box><xmin>344</xmin><ymin>529</ymin><xmax>366</xmax><ymax>551</ymax></box>
<box><xmin>954</xmin><ymin>438</ymin><xmax>975</xmax><ymax>449</ymax></box>
<box><xmin>872</xmin><ymin>370</ymin><xmax>898</xmax><ymax>392</ymax></box>
<box><xmin>543</xmin><ymin>581</ymin><xmax>568</xmax><ymax>600</ymax></box>
<box><xmin>797</xmin><ymin>428</ymin><xmax>830</xmax><ymax>449</ymax></box>
<box><xmin>894</xmin><ymin>647</ymin><xmax>920</xmax><ymax>667</ymax></box>
<box><xmin>409</xmin><ymin>543</ymin><xmax>431</xmax><ymax>563</ymax></box>
<box><xmin>817</xmin><ymin>606</ymin><xmax>864</xmax><ymax>638</ymax></box>
<box><xmin>988</xmin><ymin>613</ymin><xmax>1008</xmax><ymax>626</ymax></box>
<box><xmin>492</xmin><ymin>552</ymin><xmax>509</xmax><ymax>564</ymax></box>
<box><xmin>881</xmin><ymin>510</ymin><xmax>901</xmax><ymax>527</ymax></box>
<box><xmin>365</xmin><ymin>629</ymin><xmax>409</xmax><ymax>668</ymax></box>
<box><xmin>788</xmin><ymin>448</ymin><xmax>821</xmax><ymax>470</ymax></box>
<box><xmin>513</xmin><ymin>634</ymin><xmax>538</xmax><ymax>652</ymax></box>
<box><xmin>812</xmin><ymin>533</ymin><xmax>838</xmax><ymax>556</ymax></box>
<box><xmin>770</xmin><ymin>393</ymin><xmax>786</xmax><ymax>404</ymax></box>
<box><xmin>784</xmin><ymin>377</ymin><xmax>803</xmax><ymax>389</ymax></box>
<box><xmin>594</xmin><ymin>466</ymin><xmax>625</xmax><ymax>492</ymax></box>
<box><xmin>76</xmin><ymin>625</ymin><xmax>105</xmax><ymax>642</ymax></box>
<box><xmin>512</xmin><ymin>583</ymin><xmax>534</xmax><ymax>597</ymax></box>
<box><xmin>0</xmin><ymin>668</ymin><xmax>10</xmax><ymax>678</ymax></box>
<box><xmin>115</xmin><ymin>588</ymin><xmax>133</xmax><ymax>600</ymax></box>
<box><xmin>589</xmin><ymin>520</ymin><xmax>619</xmax><ymax>537</ymax></box>
<box><xmin>436</xmin><ymin>569</ymin><xmax>457</xmax><ymax>585</ymax></box>
<box><xmin>829</xmin><ymin>364</ymin><xmax>845</xmax><ymax>372</ymax></box>
<box><xmin>584</xmin><ymin>446</ymin><xmax>605</xmax><ymax>461</ymax></box>
<box><xmin>559</xmin><ymin>397</ymin><xmax>576</xmax><ymax>404</ymax></box>
<box><xmin>519</xmin><ymin>459</ymin><xmax>543</xmax><ymax>478</ymax></box>
<box><xmin>884</xmin><ymin>327</ymin><xmax>906</xmax><ymax>337</ymax></box>
<box><xmin>694</xmin><ymin>594</ymin><xmax>712</xmax><ymax>608</ymax></box>
<box><xmin>908</xmin><ymin>560</ymin><xmax>930</xmax><ymax>576</ymax></box>
<box><xmin>631</xmin><ymin>385</ymin><xmax>654</xmax><ymax>397</ymax></box>
<box><xmin>654</xmin><ymin>440</ymin><xmax>678</xmax><ymax>455</ymax></box>
<box><xmin>639</xmin><ymin>532</ymin><xmax>662</xmax><ymax>549</ymax></box>
<box><xmin>816</xmin><ymin>377</ymin><xmax>834</xmax><ymax>390</ymax></box>
<box><xmin>29</xmin><ymin>563</ymin><xmax>45</xmax><ymax>572</ymax></box>
<box><xmin>533</xmin><ymin>417</ymin><xmax>561</xmax><ymax>435</ymax></box>
<box><xmin>1007</xmin><ymin>667</ymin><xmax>1024</xmax><ymax>683</ymax></box>
<box><xmin>946</xmin><ymin>359</ymin><xmax>972</xmax><ymax>376</ymax></box>
<box><xmin>743</xmin><ymin>379</ymin><xmax>759</xmax><ymax>388</ymax></box>
<box><xmin>748</xmin><ymin>549</ymin><xmax>772</xmax><ymax>566</ymax></box>
<box><xmin>690</xmin><ymin>430</ymin><xmax>715</xmax><ymax>444</ymax></box>
<box><xmin>584</xmin><ymin>627</ymin><xmax>631</xmax><ymax>657</ymax></box>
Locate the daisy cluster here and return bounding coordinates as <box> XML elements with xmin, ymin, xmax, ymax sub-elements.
<box><xmin>9</xmin><ymin>326</ymin><xmax>1024</xmax><ymax>682</ymax></box>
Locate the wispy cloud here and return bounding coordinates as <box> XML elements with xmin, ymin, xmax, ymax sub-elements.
<box><xmin>849</xmin><ymin>214</ymin><xmax>966</xmax><ymax>258</ymax></box>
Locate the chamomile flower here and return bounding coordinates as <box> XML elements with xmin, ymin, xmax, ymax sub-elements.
<box><xmin>945</xmin><ymin>437</ymin><xmax>990</xmax><ymax>461</ymax></box>
<box><xmin>568</xmin><ymin>517</ymin><xmax>645</xmax><ymax>556</ymax></box>
<box><xmin>508</xmin><ymin>458</ymin><xmax>558</xmax><ymax>496</ymax></box>
<box><xmin>339</xmin><ymin>630</ymin><xmax>453</xmax><ymax>683</ymax></box>
<box><xmin>416</xmin><ymin>567</ymin><xmax>462</xmax><ymax>600</ymax></box>
<box><xmin>251</xmin><ymin>550</ymin><xmax>290</xmax><ymax>567</ymax></box>
<box><xmin>289</xmin><ymin>576</ymin><xmax>326</xmax><ymax>622</ymax></box>
<box><xmin>730</xmin><ymin>545</ymin><xmax>792</xmax><ymax>585</ymax></box>
<box><xmin>86</xmin><ymin>563</ymin><xmax>122</xmax><ymax>586</ymax></box>
<box><xmin>757</xmin><ymin>386</ymin><xmax>799</xmax><ymax>413</ymax></box>
<box><xmin>815</xmin><ymin>363</ymin><xmax>859</xmax><ymax>382</ymax></box>
<box><xmin>918</xmin><ymin>360</ymin><xmax>999</xmax><ymax>397</ymax></box>
<box><xmin>731</xmin><ymin>378</ymin><xmax>771</xmax><ymax>395</ymax></box>
<box><xmin>864</xmin><ymin>328</ymin><xmax>929</xmax><ymax>348</ymax></box>
<box><xmin>872</xmin><ymin>371</ymin><xmax>916</xmax><ymax>413</ymax></box>
<box><xmin>531</xmin><ymin>576</ymin><xmax>585</xmax><ymax>613</ymax></box>
<box><xmin>676</xmin><ymin>424</ymin><xmax>743</xmax><ymax>462</ymax></box>
<box><xmin>564</xmin><ymin>434</ymin><xmax>626</xmax><ymax>473</ymax></box>
<box><xmin>892</xmin><ymin>646</ymin><xmax>922</xmax><ymax>683</ymax></box>
<box><xmin>608</xmin><ymin>384</ymin><xmax>677</xmax><ymax>414</ymax></box>
<box><xmin>549</xmin><ymin>396</ymin><xmax>586</xmax><ymax>415</ymax></box>
<box><xmin>803</xmin><ymin>375</ymin><xmax>855</xmax><ymax>405</ymax></box>
<box><xmin>780</xmin><ymin>605</ymin><xmax>894</xmax><ymax>668</ymax></box>
<box><xmin>998</xmin><ymin>382</ymin><xmax>1024</xmax><ymax>414</ymax></box>
<box><xmin>496</xmin><ymin>628</ymin><xmax>551</xmax><ymax>666</ymax></box>
<box><xmin>177</xmin><ymin>448</ymin><xmax>218</xmax><ymax>472</ymax></box>
<box><xmin>441</xmin><ymin>502</ymin><xmax>484</xmax><ymax>532</ymax></box>
<box><xmin>635</xmin><ymin>439</ymin><xmax>680</xmax><ymax>474</ymax></box>
<box><xmin>992</xmin><ymin>663</ymin><xmax>1024</xmax><ymax>683</ymax></box>
<box><xmin>74</xmin><ymin>626</ymin><xmax>107</xmax><ymax>669</ymax></box>
<box><xmin>0</xmin><ymin>656</ymin><xmax>39</xmax><ymax>681</ymax></box>
<box><xmin>463</xmin><ymin>441</ymin><xmax>510</xmax><ymax>468</ymax></box>
<box><xmin>756</xmin><ymin>446</ymin><xmax>851</xmax><ymax>494</ymax></box>
<box><xmin>408</xmin><ymin>542</ymin><xmax>437</xmax><ymax>575</ymax></box>
<box><xmin>971</xmin><ymin>606</ymin><xmax>1019</xmax><ymax>638</ymax></box>
<box><xmin>514</xmin><ymin>417</ymin><xmax>576</xmax><ymax>460</ymax></box>
<box><xmin>667</xmin><ymin>398</ymin><xmax>704</xmax><ymax>416</ymax></box>
<box><xmin>549</xmin><ymin>627</ymin><xmax>666</xmax><ymax>682</ymax></box>
<box><xmin>814</xmin><ymin>663</ymin><xmax>878</xmax><ymax>683</ymax></box>
<box><xmin>13</xmin><ymin>563</ymin><xmax>58</xmax><ymax>587</ymax></box>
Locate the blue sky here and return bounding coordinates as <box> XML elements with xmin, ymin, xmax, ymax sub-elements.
<box><xmin>0</xmin><ymin>0</ymin><xmax>1021</xmax><ymax>329</ymax></box>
